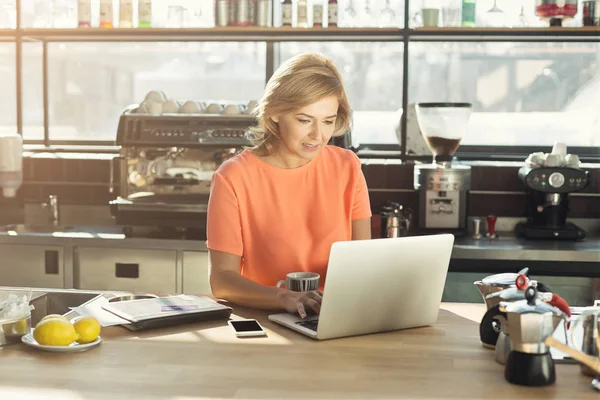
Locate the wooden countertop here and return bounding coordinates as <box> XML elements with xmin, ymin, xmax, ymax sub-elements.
<box><xmin>2</xmin><ymin>303</ymin><xmax>598</xmax><ymax>399</ymax></box>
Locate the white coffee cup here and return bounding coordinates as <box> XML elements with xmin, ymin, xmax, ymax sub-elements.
<box><xmin>144</xmin><ymin>90</ymin><xmax>167</xmax><ymax>103</ymax></box>
<box><xmin>162</xmin><ymin>99</ymin><xmax>180</xmax><ymax>113</ymax></box>
<box><xmin>179</xmin><ymin>100</ymin><xmax>203</xmax><ymax>114</ymax></box>
<box><xmin>544</xmin><ymin>154</ymin><xmax>560</xmax><ymax>167</ymax></box>
<box><xmin>205</xmin><ymin>103</ymin><xmax>223</xmax><ymax>114</ymax></box>
<box><xmin>223</xmin><ymin>104</ymin><xmax>244</xmax><ymax>115</ymax></box>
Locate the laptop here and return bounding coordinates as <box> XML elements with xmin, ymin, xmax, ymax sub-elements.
<box><xmin>268</xmin><ymin>234</ymin><xmax>455</xmax><ymax>340</ymax></box>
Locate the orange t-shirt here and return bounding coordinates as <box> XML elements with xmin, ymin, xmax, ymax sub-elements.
<box><xmin>206</xmin><ymin>145</ymin><xmax>371</xmax><ymax>288</ymax></box>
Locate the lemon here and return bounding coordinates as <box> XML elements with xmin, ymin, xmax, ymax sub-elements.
<box><xmin>73</xmin><ymin>317</ymin><xmax>101</xmax><ymax>344</ymax></box>
<box><xmin>40</xmin><ymin>314</ymin><xmax>70</xmax><ymax>324</ymax></box>
<box><xmin>33</xmin><ymin>319</ymin><xmax>78</xmax><ymax>346</ymax></box>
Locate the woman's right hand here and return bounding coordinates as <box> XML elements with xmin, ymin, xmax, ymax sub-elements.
<box><xmin>277</xmin><ymin>290</ymin><xmax>323</xmax><ymax>319</ymax></box>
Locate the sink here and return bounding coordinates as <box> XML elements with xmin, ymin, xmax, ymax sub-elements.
<box><xmin>0</xmin><ymin>224</ymin><xmax>75</xmax><ymax>234</ymax></box>
<box><xmin>0</xmin><ymin>288</ymin><xmax>105</xmax><ymax>326</ymax></box>
<box><xmin>29</xmin><ymin>291</ymin><xmax>103</xmax><ymax>326</ymax></box>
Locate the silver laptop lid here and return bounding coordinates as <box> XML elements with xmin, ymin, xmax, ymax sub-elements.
<box><xmin>316</xmin><ymin>234</ymin><xmax>455</xmax><ymax>340</ymax></box>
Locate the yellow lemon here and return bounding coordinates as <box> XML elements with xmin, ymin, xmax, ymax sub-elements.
<box><xmin>33</xmin><ymin>319</ymin><xmax>78</xmax><ymax>346</ymax></box>
<box><xmin>40</xmin><ymin>314</ymin><xmax>70</xmax><ymax>324</ymax></box>
<box><xmin>73</xmin><ymin>317</ymin><xmax>101</xmax><ymax>344</ymax></box>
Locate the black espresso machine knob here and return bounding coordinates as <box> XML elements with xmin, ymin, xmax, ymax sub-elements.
<box><xmin>518</xmin><ymin>166</ymin><xmax>589</xmax><ymax>194</ymax></box>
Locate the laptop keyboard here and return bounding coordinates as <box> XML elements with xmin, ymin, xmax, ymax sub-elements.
<box><xmin>296</xmin><ymin>319</ymin><xmax>319</xmax><ymax>332</ymax></box>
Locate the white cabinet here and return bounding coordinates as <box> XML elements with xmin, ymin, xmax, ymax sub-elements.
<box><xmin>0</xmin><ymin>244</ymin><xmax>64</xmax><ymax>288</ymax></box>
<box><xmin>182</xmin><ymin>251</ymin><xmax>212</xmax><ymax>296</ymax></box>
<box><xmin>77</xmin><ymin>247</ymin><xmax>177</xmax><ymax>293</ymax></box>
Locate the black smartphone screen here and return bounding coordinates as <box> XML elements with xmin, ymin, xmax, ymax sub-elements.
<box><xmin>230</xmin><ymin>320</ymin><xmax>263</xmax><ymax>332</ymax></box>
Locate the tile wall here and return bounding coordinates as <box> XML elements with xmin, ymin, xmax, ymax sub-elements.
<box><xmin>1</xmin><ymin>154</ymin><xmax>599</xmax><ymax>234</ymax></box>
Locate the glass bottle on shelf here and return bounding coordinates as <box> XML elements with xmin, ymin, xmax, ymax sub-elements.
<box><xmin>99</xmin><ymin>0</ymin><xmax>113</xmax><ymax>27</ymax></box>
<box><xmin>516</xmin><ymin>4</ymin><xmax>529</xmax><ymax>27</ymax></box>
<box><xmin>196</xmin><ymin>0</ymin><xmax>214</xmax><ymax>27</ymax></box>
<box><xmin>282</xmin><ymin>0</ymin><xmax>293</xmax><ymax>26</ymax></box>
<box><xmin>77</xmin><ymin>0</ymin><xmax>91</xmax><ymax>27</ymax></box>
<box><xmin>248</xmin><ymin>0</ymin><xmax>256</xmax><ymax>26</ymax></box>
<box><xmin>461</xmin><ymin>0</ymin><xmax>476</xmax><ymax>27</ymax></box>
<box><xmin>295</xmin><ymin>0</ymin><xmax>308</xmax><ymax>27</ymax></box>
<box><xmin>256</xmin><ymin>0</ymin><xmax>271</xmax><ymax>27</ymax></box>
<box><xmin>328</xmin><ymin>0</ymin><xmax>338</xmax><ymax>27</ymax></box>
<box><xmin>379</xmin><ymin>0</ymin><xmax>396</xmax><ymax>27</ymax></box>
<box><xmin>313</xmin><ymin>0</ymin><xmax>323</xmax><ymax>26</ymax></box>
<box><xmin>215</xmin><ymin>0</ymin><xmax>229</xmax><ymax>26</ymax></box>
<box><xmin>119</xmin><ymin>0</ymin><xmax>133</xmax><ymax>28</ymax></box>
<box><xmin>138</xmin><ymin>0</ymin><xmax>152</xmax><ymax>27</ymax></box>
<box><xmin>236</xmin><ymin>0</ymin><xmax>252</xmax><ymax>27</ymax></box>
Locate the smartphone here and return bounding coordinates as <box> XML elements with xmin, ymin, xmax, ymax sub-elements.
<box><xmin>228</xmin><ymin>319</ymin><xmax>267</xmax><ymax>337</ymax></box>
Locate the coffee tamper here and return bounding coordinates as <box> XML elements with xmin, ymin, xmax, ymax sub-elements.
<box><xmin>487</xmin><ymin>215</ymin><xmax>498</xmax><ymax>239</ymax></box>
<box><xmin>472</xmin><ymin>218</ymin><xmax>482</xmax><ymax>240</ymax></box>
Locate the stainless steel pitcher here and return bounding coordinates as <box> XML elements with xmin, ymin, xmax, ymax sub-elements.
<box><xmin>380</xmin><ymin>202</ymin><xmax>413</xmax><ymax>238</ymax></box>
<box><xmin>571</xmin><ymin>308</ymin><xmax>600</xmax><ymax>376</ymax></box>
<box><xmin>474</xmin><ymin>268</ymin><xmax>529</xmax><ymax>310</ymax></box>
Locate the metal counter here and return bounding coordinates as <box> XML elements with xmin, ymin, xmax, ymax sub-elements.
<box><xmin>451</xmin><ymin>236</ymin><xmax>600</xmax><ymax>277</ymax></box>
<box><xmin>0</xmin><ymin>227</ymin><xmax>598</xmax><ymax>277</ymax></box>
<box><xmin>0</xmin><ymin>226</ymin><xmax>208</xmax><ymax>251</ymax></box>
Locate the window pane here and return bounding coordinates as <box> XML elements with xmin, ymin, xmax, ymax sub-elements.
<box><xmin>278</xmin><ymin>42</ymin><xmax>404</xmax><ymax>145</ymax></box>
<box><xmin>0</xmin><ymin>43</ymin><xmax>16</xmax><ymax>135</ymax></box>
<box><xmin>22</xmin><ymin>43</ymin><xmax>43</xmax><ymax>141</ymax></box>
<box><xmin>409</xmin><ymin>42</ymin><xmax>600</xmax><ymax>147</ymax></box>
<box><xmin>36</xmin><ymin>42</ymin><xmax>266</xmax><ymax>141</ymax></box>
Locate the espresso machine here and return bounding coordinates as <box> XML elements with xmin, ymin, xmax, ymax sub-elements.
<box><xmin>110</xmin><ymin>103</ymin><xmax>254</xmax><ymax>238</ymax></box>
<box><xmin>413</xmin><ymin>103</ymin><xmax>473</xmax><ymax>234</ymax></box>
<box><xmin>110</xmin><ymin>98</ymin><xmax>353</xmax><ymax>239</ymax></box>
<box><xmin>516</xmin><ymin>153</ymin><xmax>589</xmax><ymax>240</ymax></box>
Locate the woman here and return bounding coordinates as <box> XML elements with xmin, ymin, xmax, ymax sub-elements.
<box><xmin>206</xmin><ymin>53</ymin><xmax>371</xmax><ymax>318</ymax></box>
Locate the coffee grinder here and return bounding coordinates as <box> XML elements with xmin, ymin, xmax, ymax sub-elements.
<box><xmin>413</xmin><ymin>103</ymin><xmax>473</xmax><ymax>234</ymax></box>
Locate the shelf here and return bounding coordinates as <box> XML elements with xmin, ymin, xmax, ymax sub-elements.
<box><xmin>0</xmin><ymin>26</ymin><xmax>598</xmax><ymax>43</ymax></box>
<box><xmin>0</xmin><ymin>29</ymin><xmax>16</xmax><ymax>42</ymax></box>
<box><xmin>410</xmin><ymin>27</ymin><xmax>600</xmax><ymax>42</ymax></box>
<box><xmin>18</xmin><ymin>27</ymin><xmax>404</xmax><ymax>42</ymax></box>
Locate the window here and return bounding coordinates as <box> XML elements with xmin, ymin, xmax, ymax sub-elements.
<box><xmin>278</xmin><ymin>42</ymin><xmax>405</xmax><ymax>146</ymax></box>
<box><xmin>409</xmin><ymin>42</ymin><xmax>600</xmax><ymax>148</ymax></box>
<box><xmin>21</xmin><ymin>42</ymin><xmax>266</xmax><ymax>141</ymax></box>
<box><xmin>0</xmin><ymin>43</ymin><xmax>16</xmax><ymax>135</ymax></box>
<box><xmin>3</xmin><ymin>0</ymin><xmax>599</xmax><ymax>155</ymax></box>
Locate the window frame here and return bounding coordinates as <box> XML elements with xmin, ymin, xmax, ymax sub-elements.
<box><xmin>3</xmin><ymin>3</ymin><xmax>600</xmax><ymax>160</ymax></box>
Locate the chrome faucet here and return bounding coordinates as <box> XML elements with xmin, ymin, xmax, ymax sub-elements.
<box><xmin>42</xmin><ymin>195</ymin><xmax>60</xmax><ymax>226</ymax></box>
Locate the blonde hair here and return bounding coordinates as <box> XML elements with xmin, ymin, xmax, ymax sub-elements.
<box><xmin>248</xmin><ymin>53</ymin><xmax>352</xmax><ymax>154</ymax></box>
